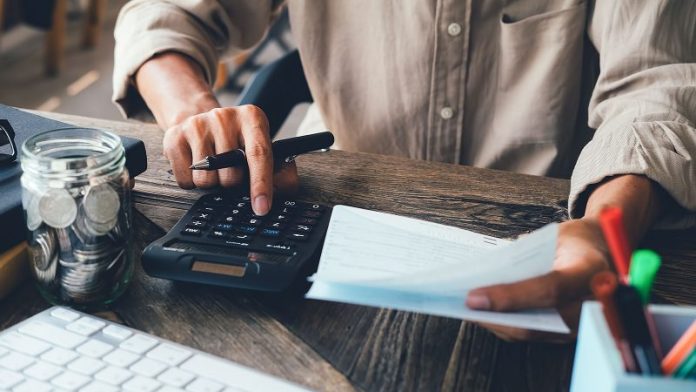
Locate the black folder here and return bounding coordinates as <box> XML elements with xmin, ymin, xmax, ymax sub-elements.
<box><xmin>0</xmin><ymin>105</ymin><xmax>147</xmax><ymax>252</ymax></box>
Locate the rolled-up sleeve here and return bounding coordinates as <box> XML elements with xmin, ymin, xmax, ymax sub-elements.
<box><xmin>569</xmin><ymin>0</ymin><xmax>696</xmax><ymax>228</ymax></box>
<box><xmin>112</xmin><ymin>0</ymin><xmax>273</xmax><ymax>119</ymax></box>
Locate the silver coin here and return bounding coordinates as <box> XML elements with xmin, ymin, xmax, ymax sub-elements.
<box><xmin>83</xmin><ymin>184</ymin><xmax>120</xmax><ymax>224</ymax></box>
<box><xmin>23</xmin><ymin>191</ymin><xmax>43</xmax><ymax>231</ymax></box>
<box><xmin>29</xmin><ymin>228</ymin><xmax>55</xmax><ymax>271</ymax></box>
<box><xmin>39</xmin><ymin>189</ymin><xmax>77</xmax><ymax>229</ymax></box>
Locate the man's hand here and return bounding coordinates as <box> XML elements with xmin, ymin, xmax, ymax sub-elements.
<box><xmin>135</xmin><ymin>52</ymin><xmax>299</xmax><ymax>216</ymax></box>
<box><xmin>465</xmin><ymin>175</ymin><xmax>666</xmax><ymax>341</ymax></box>
<box><xmin>162</xmin><ymin>105</ymin><xmax>299</xmax><ymax>215</ymax></box>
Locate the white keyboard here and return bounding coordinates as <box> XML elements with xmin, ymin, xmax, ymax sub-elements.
<box><xmin>0</xmin><ymin>307</ymin><xmax>311</xmax><ymax>392</ymax></box>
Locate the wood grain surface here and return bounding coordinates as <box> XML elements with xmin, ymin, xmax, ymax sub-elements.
<box><xmin>1</xmin><ymin>111</ymin><xmax>694</xmax><ymax>392</ymax></box>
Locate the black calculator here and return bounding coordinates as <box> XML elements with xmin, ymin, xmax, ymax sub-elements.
<box><xmin>141</xmin><ymin>192</ymin><xmax>332</xmax><ymax>291</ymax></box>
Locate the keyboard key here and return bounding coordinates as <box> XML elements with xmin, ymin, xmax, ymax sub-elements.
<box><xmin>121</xmin><ymin>334</ymin><xmax>159</xmax><ymax>354</ymax></box>
<box><xmin>236</xmin><ymin>225</ymin><xmax>257</xmax><ymax>234</ymax></box>
<box><xmin>66</xmin><ymin>317</ymin><xmax>106</xmax><ymax>336</ymax></box>
<box><xmin>104</xmin><ymin>348</ymin><xmax>140</xmax><ymax>367</ymax></box>
<box><xmin>41</xmin><ymin>347</ymin><xmax>79</xmax><ymax>365</ymax></box>
<box><xmin>23</xmin><ymin>361</ymin><xmax>62</xmax><ymax>380</ymax></box>
<box><xmin>291</xmin><ymin>224</ymin><xmax>312</xmax><ymax>233</ymax></box>
<box><xmin>81</xmin><ymin>381</ymin><xmax>121</xmax><ymax>392</ymax></box>
<box><xmin>0</xmin><ymin>368</ymin><xmax>24</xmax><ymax>389</ymax></box>
<box><xmin>181</xmin><ymin>227</ymin><xmax>202</xmax><ymax>236</ymax></box>
<box><xmin>50</xmin><ymin>307</ymin><xmax>81</xmax><ymax>322</ymax></box>
<box><xmin>0</xmin><ymin>331</ymin><xmax>51</xmax><ymax>356</ymax></box>
<box><xmin>123</xmin><ymin>375</ymin><xmax>162</xmax><ymax>392</ymax></box>
<box><xmin>0</xmin><ymin>351</ymin><xmax>34</xmax><ymax>370</ymax></box>
<box><xmin>13</xmin><ymin>378</ymin><xmax>51</xmax><ymax>392</ymax></box>
<box><xmin>76</xmin><ymin>339</ymin><xmax>114</xmax><ymax>358</ymax></box>
<box><xmin>186</xmin><ymin>377</ymin><xmax>224</xmax><ymax>392</ymax></box>
<box><xmin>146</xmin><ymin>343</ymin><xmax>192</xmax><ymax>366</ymax></box>
<box><xmin>0</xmin><ymin>346</ymin><xmax>7</xmax><ymax>357</ymax></box>
<box><xmin>286</xmin><ymin>232</ymin><xmax>309</xmax><ymax>242</ymax></box>
<box><xmin>95</xmin><ymin>365</ymin><xmax>134</xmax><ymax>385</ymax></box>
<box><xmin>260</xmin><ymin>228</ymin><xmax>281</xmax><ymax>238</ymax></box>
<box><xmin>19</xmin><ymin>321</ymin><xmax>86</xmax><ymax>348</ymax></box>
<box><xmin>67</xmin><ymin>356</ymin><xmax>105</xmax><ymax>375</ymax></box>
<box><xmin>102</xmin><ymin>324</ymin><xmax>133</xmax><ymax>341</ymax></box>
<box><xmin>50</xmin><ymin>371</ymin><xmax>91</xmax><ymax>390</ymax></box>
<box><xmin>158</xmin><ymin>367</ymin><xmax>195</xmax><ymax>387</ymax></box>
<box><xmin>130</xmin><ymin>357</ymin><xmax>167</xmax><ymax>377</ymax></box>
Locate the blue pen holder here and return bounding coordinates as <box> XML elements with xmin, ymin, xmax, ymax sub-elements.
<box><xmin>571</xmin><ymin>302</ymin><xmax>696</xmax><ymax>392</ymax></box>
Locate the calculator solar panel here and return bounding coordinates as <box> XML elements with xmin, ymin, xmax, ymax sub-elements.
<box><xmin>141</xmin><ymin>192</ymin><xmax>331</xmax><ymax>291</ymax></box>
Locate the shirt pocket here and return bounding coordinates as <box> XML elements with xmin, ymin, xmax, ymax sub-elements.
<box><xmin>491</xmin><ymin>0</ymin><xmax>587</xmax><ymax>144</ymax></box>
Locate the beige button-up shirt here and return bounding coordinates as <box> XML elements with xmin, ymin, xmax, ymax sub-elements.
<box><xmin>113</xmin><ymin>0</ymin><xmax>696</xmax><ymax>226</ymax></box>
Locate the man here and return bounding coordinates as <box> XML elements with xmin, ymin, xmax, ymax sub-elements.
<box><xmin>113</xmin><ymin>0</ymin><xmax>696</xmax><ymax>339</ymax></box>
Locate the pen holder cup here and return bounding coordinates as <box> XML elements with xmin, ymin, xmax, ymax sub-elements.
<box><xmin>570</xmin><ymin>302</ymin><xmax>696</xmax><ymax>392</ymax></box>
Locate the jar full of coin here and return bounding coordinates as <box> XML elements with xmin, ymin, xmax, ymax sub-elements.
<box><xmin>21</xmin><ymin>127</ymin><xmax>134</xmax><ymax>309</ymax></box>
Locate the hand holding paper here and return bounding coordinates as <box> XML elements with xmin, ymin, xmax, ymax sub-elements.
<box><xmin>306</xmin><ymin>206</ymin><xmax>570</xmax><ymax>333</ymax></box>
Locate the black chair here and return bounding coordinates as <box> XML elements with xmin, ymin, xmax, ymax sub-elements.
<box><xmin>236</xmin><ymin>49</ymin><xmax>313</xmax><ymax>138</ymax></box>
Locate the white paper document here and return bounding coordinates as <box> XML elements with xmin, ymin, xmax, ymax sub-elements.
<box><xmin>306</xmin><ymin>206</ymin><xmax>570</xmax><ymax>333</ymax></box>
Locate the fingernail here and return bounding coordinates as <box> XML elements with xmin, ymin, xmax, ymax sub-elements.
<box><xmin>466</xmin><ymin>293</ymin><xmax>491</xmax><ymax>310</ymax></box>
<box><xmin>253</xmin><ymin>195</ymin><xmax>270</xmax><ymax>215</ymax></box>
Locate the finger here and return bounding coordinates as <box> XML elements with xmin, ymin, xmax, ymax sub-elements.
<box><xmin>238</xmin><ymin>106</ymin><xmax>273</xmax><ymax>215</ymax></box>
<box><xmin>210</xmin><ymin>108</ymin><xmax>244</xmax><ymax>187</ymax></box>
<box><xmin>273</xmin><ymin>161</ymin><xmax>300</xmax><ymax>194</ymax></box>
<box><xmin>183</xmin><ymin>119</ymin><xmax>219</xmax><ymax>188</ymax></box>
<box><xmin>163</xmin><ymin>129</ymin><xmax>194</xmax><ymax>189</ymax></box>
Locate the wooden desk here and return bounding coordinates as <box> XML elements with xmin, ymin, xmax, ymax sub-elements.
<box><xmin>1</xmin><ymin>113</ymin><xmax>695</xmax><ymax>391</ymax></box>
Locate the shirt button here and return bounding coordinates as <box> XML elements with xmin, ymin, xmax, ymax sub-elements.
<box><xmin>447</xmin><ymin>23</ymin><xmax>462</xmax><ymax>36</ymax></box>
<box><xmin>440</xmin><ymin>107</ymin><xmax>454</xmax><ymax>120</ymax></box>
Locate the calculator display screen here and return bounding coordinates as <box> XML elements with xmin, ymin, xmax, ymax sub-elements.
<box><xmin>164</xmin><ymin>241</ymin><xmax>293</xmax><ymax>264</ymax></box>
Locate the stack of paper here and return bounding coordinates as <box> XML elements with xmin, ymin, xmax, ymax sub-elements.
<box><xmin>306</xmin><ymin>206</ymin><xmax>569</xmax><ymax>333</ymax></box>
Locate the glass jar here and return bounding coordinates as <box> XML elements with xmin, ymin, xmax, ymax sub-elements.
<box><xmin>20</xmin><ymin>127</ymin><xmax>133</xmax><ymax>309</ymax></box>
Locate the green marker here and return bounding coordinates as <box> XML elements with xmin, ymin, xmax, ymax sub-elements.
<box><xmin>628</xmin><ymin>249</ymin><xmax>661</xmax><ymax>304</ymax></box>
<box><xmin>673</xmin><ymin>348</ymin><xmax>696</xmax><ymax>379</ymax></box>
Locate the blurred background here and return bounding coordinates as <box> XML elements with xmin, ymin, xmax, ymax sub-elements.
<box><xmin>0</xmin><ymin>0</ymin><xmax>304</xmax><ymax>138</ymax></box>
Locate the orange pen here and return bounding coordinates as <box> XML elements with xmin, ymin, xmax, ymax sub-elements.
<box><xmin>599</xmin><ymin>208</ymin><xmax>632</xmax><ymax>284</ymax></box>
<box><xmin>662</xmin><ymin>320</ymin><xmax>696</xmax><ymax>374</ymax></box>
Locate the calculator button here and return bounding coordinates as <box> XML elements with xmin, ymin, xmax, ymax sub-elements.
<box><xmin>224</xmin><ymin>240</ymin><xmax>250</xmax><ymax>248</ymax></box>
<box><xmin>188</xmin><ymin>220</ymin><xmax>206</xmax><ymax>228</ymax></box>
<box><xmin>294</xmin><ymin>218</ymin><xmax>317</xmax><ymax>226</ymax></box>
<box><xmin>287</xmin><ymin>233</ymin><xmax>309</xmax><ymax>241</ymax></box>
<box><xmin>181</xmin><ymin>228</ymin><xmax>201</xmax><ymax>236</ymax></box>
<box><xmin>282</xmin><ymin>200</ymin><xmax>298</xmax><ymax>207</ymax></box>
<box><xmin>267</xmin><ymin>222</ymin><xmax>287</xmax><ymax>230</ymax></box>
<box><xmin>209</xmin><ymin>230</ymin><xmax>226</xmax><ymax>239</ymax></box>
<box><xmin>236</xmin><ymin>226</ymin><xmax>257</xmax><ymax>234</ymax></box>
<box><xmin>231</xmin><ymin>234</ymin><xmax>251</xmax><ymax>240</ymax></box>
<box><xmin>227</xmin><ymin>209</ymin><xmax>244</xmax><ymax>216</ymax></box>
<box><xmin>272</xmin><ymin>214</ymin><xmax>290</xmax><ymax>222</ymax></box>
<box><xmin>302</xmin><ymin>210</ymin><xmax>322</xmax><ymax>218</ymax></box>
<box><xmin>260</xmin><ymin>228</ymin><xmax>281</xmax><ymax>238</ymax></box>
<box><xmin>241</xmin><ymin>196</ymin><xmax>251</xmax><ymax>202</ymax></box>
<box><xmin>192</xmin><ymin>213</ymin><xmax>211</xmax><ymax>221</ymax></box>
<box><xmin>203</xmin><ymin>195</ymin><xmax>226</xmax><ymax>205</ymax></box>
<box><xmin>278</xmin><ymin>207</ymin><xmax>295</xmax><ymax>215</ymax></box>
<box><xmin>198</xmin><ymin>207</ymin><xmax>216</xmax><ymax>213</ymax></box>
<box><xmin>245</xmin><ymin>218</ymin><xmax>262</xmax><ymax>226</ymax></box>
<box><xmin>306</xmin><ymin>203</ymin><xmax>325</xmax><ymax>211</ymax></box>
<box><xmin>222</xmin><ymin>216</ymin><xmax>236</xmax><ymax>223</ymax></box>
<box><xmin>292</xmin><ymin>224</ymin><xmax>312</xmax><ymax>233</ymax></box>
<box><xmin>235</xmin><ymin>202</ymin><xmax>249</xmax><ymax>209</ymax></box>
<box><xmin>214</xmin><ymin>223</ymin><xmax>235</xmax><ymax>231</ymax></box>
<box><xmin>265</xmin><ymin>242</ymin><xmax>295</xmax><ymax>252</ymax></box>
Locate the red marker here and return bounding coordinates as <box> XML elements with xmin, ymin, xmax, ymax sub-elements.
<box><xmin>591</xmin><ymin>271</ymin><xmax>638</xmax><ymax>372</ymax></box>
<box><xmin>599</xmin><ymin>207</ymin><xmax>632</xmax><ymax>284</ymax></box>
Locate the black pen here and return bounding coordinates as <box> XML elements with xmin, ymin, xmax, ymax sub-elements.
<box><xmin>613</xmin><ymin>284</ymin><xmax>663</xmax><ymax>375</ymax></box>
<box><xmin>190</xmin><ymin>131</ymin><xmax>334</xmax><ymax>170</ymax></box>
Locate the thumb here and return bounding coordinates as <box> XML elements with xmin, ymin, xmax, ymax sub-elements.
<box><xmin>465</xmin><ymin>271</ymin><xmax>563</xmax><ymax>312</ymax></box>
